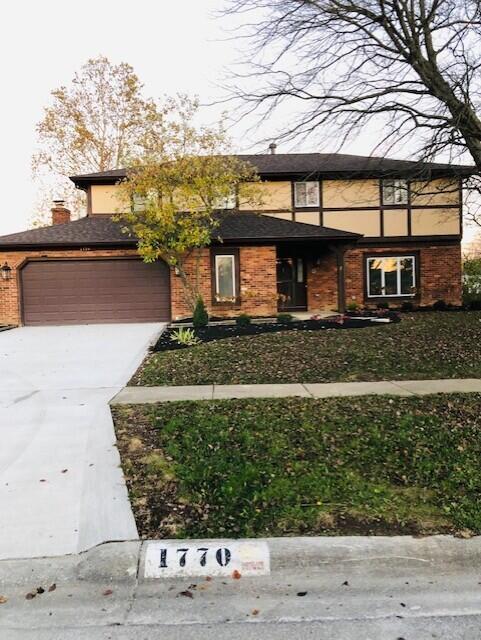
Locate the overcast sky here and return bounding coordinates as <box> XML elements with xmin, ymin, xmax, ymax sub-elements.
<box><xmin>0</xmin><ymin>0</ymin><xmax>478</xmax><ymax>243</ymax></box>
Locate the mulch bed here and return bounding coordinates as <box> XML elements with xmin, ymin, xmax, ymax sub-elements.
<box><xmin>154</xmin><ymin>311</ymin><xmax>400</xmax><ymax>353</ymax></box>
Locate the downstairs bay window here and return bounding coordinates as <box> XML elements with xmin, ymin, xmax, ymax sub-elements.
<box><xmin>212</xmin><ymin>248</ymin><xmax>240</xmax><ymax>305</ymax></box>
<box><xmin>366</xmin><ymin>255</ymin><xmax>416</xmax><ymax>297</ymax></box>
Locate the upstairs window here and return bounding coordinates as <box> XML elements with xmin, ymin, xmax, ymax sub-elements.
<box><xmin>294</xmin><ymin>181</ymin><xmax>320</xmax><ymax>207</ymax></box>
<box><xmin>382</xmin><ymin>179</ymin><xmax>408</xmax><ymax>205</ymax></box>
<box><xmin>213</xmin><ymin>189</ymin><xmax>237</xmax><ymax>210</ymax></box>
<box><xmin>367</xmin><ymin>255</ymin><xmax>416</xmax><ymax>297</ymax></box>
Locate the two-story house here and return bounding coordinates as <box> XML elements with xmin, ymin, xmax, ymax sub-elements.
<box><xmin>0</xmin><ymin>152</ymin><xmax>472</xmax><ymax>326</ymax></box>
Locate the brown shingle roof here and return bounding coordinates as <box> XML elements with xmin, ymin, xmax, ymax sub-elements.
<box><xmin>0</xmin><ymin>213</ymin><xmax>359</xmax><ymax>249</ymax></box>
<box><xmin>70</xmin><ymin>152</ymin><xmax>475</xmax><ymax>186</ymax></box>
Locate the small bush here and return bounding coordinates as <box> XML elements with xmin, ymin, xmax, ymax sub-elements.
<box><xmin>277</xmin><ymin>313</ymin><xmax>293</xmax><ymax>324</ymax></box>
<box><xmin>346</xmin><ymin>301</ymin><xmax>359</xmax><ymax>312</ymax></box>
<box><xmin>193</xmin><ymin>297</ymin><xmax>209</xmax><ymax>328</ymax></box>
<box><xmin>236</xmin><ymin>313</ymin><xmax>251</xmax><ymax>327</ymax></box>
<box><xmin>376</xmin><ymin>301</ymin><xmax>389</xmax><ymax>310</ymax></box>
<box><xmin>433</xmin><ymin>299</ymin><xmax>448</xmax><ymax>311</ymax></box>
<box><xmin>170</xmin><ymin>327</ymin><xmax>200</xmax><ymax>346</ymax></box>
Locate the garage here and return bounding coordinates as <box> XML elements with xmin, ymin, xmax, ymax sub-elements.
<box><xmin>20</xmin><ymin>259</ymin><xmax>171</xmax><ymax>326</ymax></box>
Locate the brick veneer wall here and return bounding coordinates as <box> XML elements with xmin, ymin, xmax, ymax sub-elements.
<box><xmin>0</xmin><ymin>244</ymin><xmax>279</xmax><ymax>326</ymax></box>
<box><xmin>344</xmin><ymin>243</ymin><xmax>462</xmax><ymax>307</ymax></box>
<box><xmin>0</xmin><ymin>248</ymin><xmax>138</xmax><ymax>326</ymax></box>
<box><xmin>306</xmin><ymin>250</ymin><xmax>339</xmax><ymax>311</ymax></box>
<box><xmin>170</xmin><ymin>245</ymin><xmax>278</xmax><ymax>319</ymax></box>
<box><xmin>0</xmin><ymin>241</ymin><xmax>462</xmax><ymax>326</ymax></box>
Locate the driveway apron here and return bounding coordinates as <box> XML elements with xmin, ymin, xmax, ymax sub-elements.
<box><xmin>0</xmin><ymin>323</ymin><xmax>164</xmax><ymax>560</ymax></box>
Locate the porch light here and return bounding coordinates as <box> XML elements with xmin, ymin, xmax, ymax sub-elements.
<box><xmin>1</xmin><ymin>262</ymin><xmax>12</xmax><ymax>281</ymax></box>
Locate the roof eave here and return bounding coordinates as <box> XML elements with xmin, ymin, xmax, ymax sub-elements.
<box><xmin>0</xmin><ymin>241</ymin><xmax>137</xmax><ymax>251</ymax></box>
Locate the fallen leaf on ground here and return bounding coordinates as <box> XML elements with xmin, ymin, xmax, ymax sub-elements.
<box><xmin>178</xmin><ymin>590</ymin><xmax>194</xmax><ymax>599</ymax></box>
<box><xmin>232</xmin><ymin>570</ymin><xmax>241</xmax><ymax>580</ymax></box>
<box><xmin>0</xmin><ymin>596</ymin><xmax>7</xmax><ymax>604</ymax></box>
<box><xmin>36</xmin><ymin>587</ymin><xmax>45</xmax><ymax>594</ymax></box>
<box><xmin>25</xmin><ymin>592</ymin><xmax>36</xmax><ymax>600</ymax></box>
<box><xmin>251</xmin><ymin>609</ymin><xmax>260</xmax><ymax>616</ymax></box>
<box><xmin>103</xmin><ymin>589</ymin><xmax>113</xmax><ymax>596</ymax></box>
<box><xmin>48</xmin><ymin>584</ymin><xmax>56</xmax><ymax>592</ymax></box>
<box><xmin>342</xmin><ymin>580</ymin><xmax>349</xmax><ymax>586</ymax></box>
<box><xmin>297</xmin><ymin>591</ymin><xmax>307</xmax><ymax>597</ymax></box>
<box><xmin>61</xmin><ymin>469</ymin><xmax>68</xmax><ymax>474</ymax></box>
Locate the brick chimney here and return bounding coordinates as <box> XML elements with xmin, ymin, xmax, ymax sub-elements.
<box><xmin>51</xmin><ymin>200</ymin><xmax>71</xmax><ymax>225</ymax></box>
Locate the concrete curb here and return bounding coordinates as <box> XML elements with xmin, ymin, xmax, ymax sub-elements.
<box><xmin>1</xmin><ymin>535</ymin><xmax>480</xmax><ymax>588</ymax></box>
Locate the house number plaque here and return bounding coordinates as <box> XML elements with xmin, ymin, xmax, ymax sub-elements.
<box><xmin>144</xmin><ymin>540</ymin><xmax>270</xmax><ymax>578</ymax></box>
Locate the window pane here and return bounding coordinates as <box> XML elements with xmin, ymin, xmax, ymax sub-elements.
<box><xmin>400</xmin><ymin>257</ymin><xmax>415</xmax><ymax>294</ymax></box>
<box><xmin>296</xmin><ymin>258</ymin><xmax>304</xmax><ymax>283</ymax></box>
<box><xmin>216</xmin><ymin>255</ymin><xmax>235</xmax><ymax>298</ymax></box>
<box><xmin>383</xmin><ymin>258</ymin><xmax>398</xmax><ymax>295</ymax></box>
<box><xmin>133</xmin><ymin>193</ymin><xmax>146</xmax><ymax>212</ymax></box>
<box><xmin>383</xmin><ymin>180</ymin><xmax>394</xmax><ymax>204</ymax></box>
<box><xmin>368</xmin><ymin>259</ymin><xmax>383</xmax><ymax>296</ymax></box>
<box><xmin>295</xmin><ymin>183</ymin><xmax>307</xmax><ymax>207</ymax></box>
<box><xmin>394</xmin><ymin>180</ymin><xmax>408</xmax><ymax>204</ymax></box>
<box><xmin>214</xmin><ymin>190</ymin><xmax>236</xmax><ymax>210</ymax></box>
<box><xmin>306</xmin><ymin>182</ymin><xmax>319</xmax><ymax>206</ymax></box>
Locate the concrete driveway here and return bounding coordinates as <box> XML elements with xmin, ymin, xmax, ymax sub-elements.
<box><xmin>0</xmin><ymin>323</ymin><xmax>164</xmax><ymax>560</ymax></box>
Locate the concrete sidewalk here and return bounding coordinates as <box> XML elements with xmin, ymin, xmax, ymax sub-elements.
<box><xmin>111</xmin><ymin>378</ymin><xmax>481</xmax><ymax>404</ymax></box>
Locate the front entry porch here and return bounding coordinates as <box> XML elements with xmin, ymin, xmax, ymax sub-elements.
<box><xmin>275</xmin><ymin>242</ymin><xmax>348</xmax><ymax>314</ymax></box>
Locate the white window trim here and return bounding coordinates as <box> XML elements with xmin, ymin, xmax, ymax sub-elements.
<box><xmin>382</xmin><ymin>179</ymin><xmax>409</xmax><ymax>205</ymax></box>
<box><xmin>294</xmin><ymin>181</ymin><xmax>320</xmax><ymax>208</ymax></box>
<box><xmin>366</xmin><ymin>255</ymin><xmax>416</xmax><ymax>298</ymax></box>
<box><xmin>215</xmin><ymin>254</ymin><xmax>236</xmax><ymax>299</ymax></box>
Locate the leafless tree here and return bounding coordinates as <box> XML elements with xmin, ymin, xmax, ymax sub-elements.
<box><xmin>223</xmin><ymin>0</ymin><xmax>481</xmax><ymax>170</ymax></box>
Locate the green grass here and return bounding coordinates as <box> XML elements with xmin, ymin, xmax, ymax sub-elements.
<box><xmin>112</xmin><ymin>393</ymin><xmax>481</xmax><ymax>539</ymax></box>
<box><xmin>132</xmin><ymin>312</ymin><xmax>481</xmax><ymax>386</ymax></box>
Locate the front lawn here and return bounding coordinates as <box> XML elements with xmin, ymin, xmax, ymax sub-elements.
<box><xmin>112</xmin><ymin>393</ymin><xmax>481</xmax><ymax>539</ymax></box>
<box><xmin>132</xmin><ymin>312</ymin><xmax>481</xmax><ymax>386</ymax></box>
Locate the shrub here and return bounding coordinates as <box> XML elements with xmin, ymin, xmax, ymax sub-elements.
<box><xmin>170</xmin><ymin>327</ymin><xmax>201</xmax><ymax>346</ymax></box>
<box><xmin>277</xmin><ymin>313</ymin><xmax>293</xmax><ymax>324</ymax></box>
<box><xmin>376</xmin><ymin>301</ymin><xmax>389</xmax><ymax>310</ymax></box>
<box><xmin>236</xmin><ymin>313</ymin><xmax>251</xmax><ymax>327</ymax></box>
<box><xmin>433</xmin><ymin>299</ymin><xmax>448</xmax><ymax>311</ymax></box>
<box><xmin>192</xmin><ymin>297</ymin><xmax>209</xmax><ymax>328</ymax></box>
<box><xmin>346</xmin><ymin>301</ymin><xmax>359</xmax><ymax>312</ymax></box>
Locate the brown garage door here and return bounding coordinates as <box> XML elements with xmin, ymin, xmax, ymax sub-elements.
<box><xmin>21</xmin><ymin>259</ymin><xmax>171</xmax><ymax>325</ymax></box>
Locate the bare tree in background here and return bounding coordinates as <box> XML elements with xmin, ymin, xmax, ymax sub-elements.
<box><xmin>31</xmin><ymin>56</ymin><xmax>173</xmax><ymax>226</ymax></box>
<box><xmin>223</xmin><ymin>1</ymin><xmax>481</xmax><ymax>200</ymax></box>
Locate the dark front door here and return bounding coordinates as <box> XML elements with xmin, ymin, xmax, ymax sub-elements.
<box><xmin>276</xmin><ymin>257</ymin><xmax>307</xmax><ymax>311</ymax></box>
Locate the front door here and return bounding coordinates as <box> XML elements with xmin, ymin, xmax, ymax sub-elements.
<box><xmin>276</xmin><ymin>257</ymin><xmax>307</xmax><ymax>311</ymax></box>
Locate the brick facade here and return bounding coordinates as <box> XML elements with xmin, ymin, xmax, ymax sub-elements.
<box><xmin>343</xmin><ymin>243</ymin><xmax>462</xmax><ymax>307</ymax></box>
<box><xmin>0</xmin><ymin>240</ymin><xmax>462</xmax><ymax>326</ymax></box>
<box><xmin>170</xmin><ymin>245</ymin><xmax>278</xmax><ymax>319</ymax></box>
<box><xmin>306</xmin><ymin>250</ymin><xmax>339</xmax><ymax>311</ymax></box>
